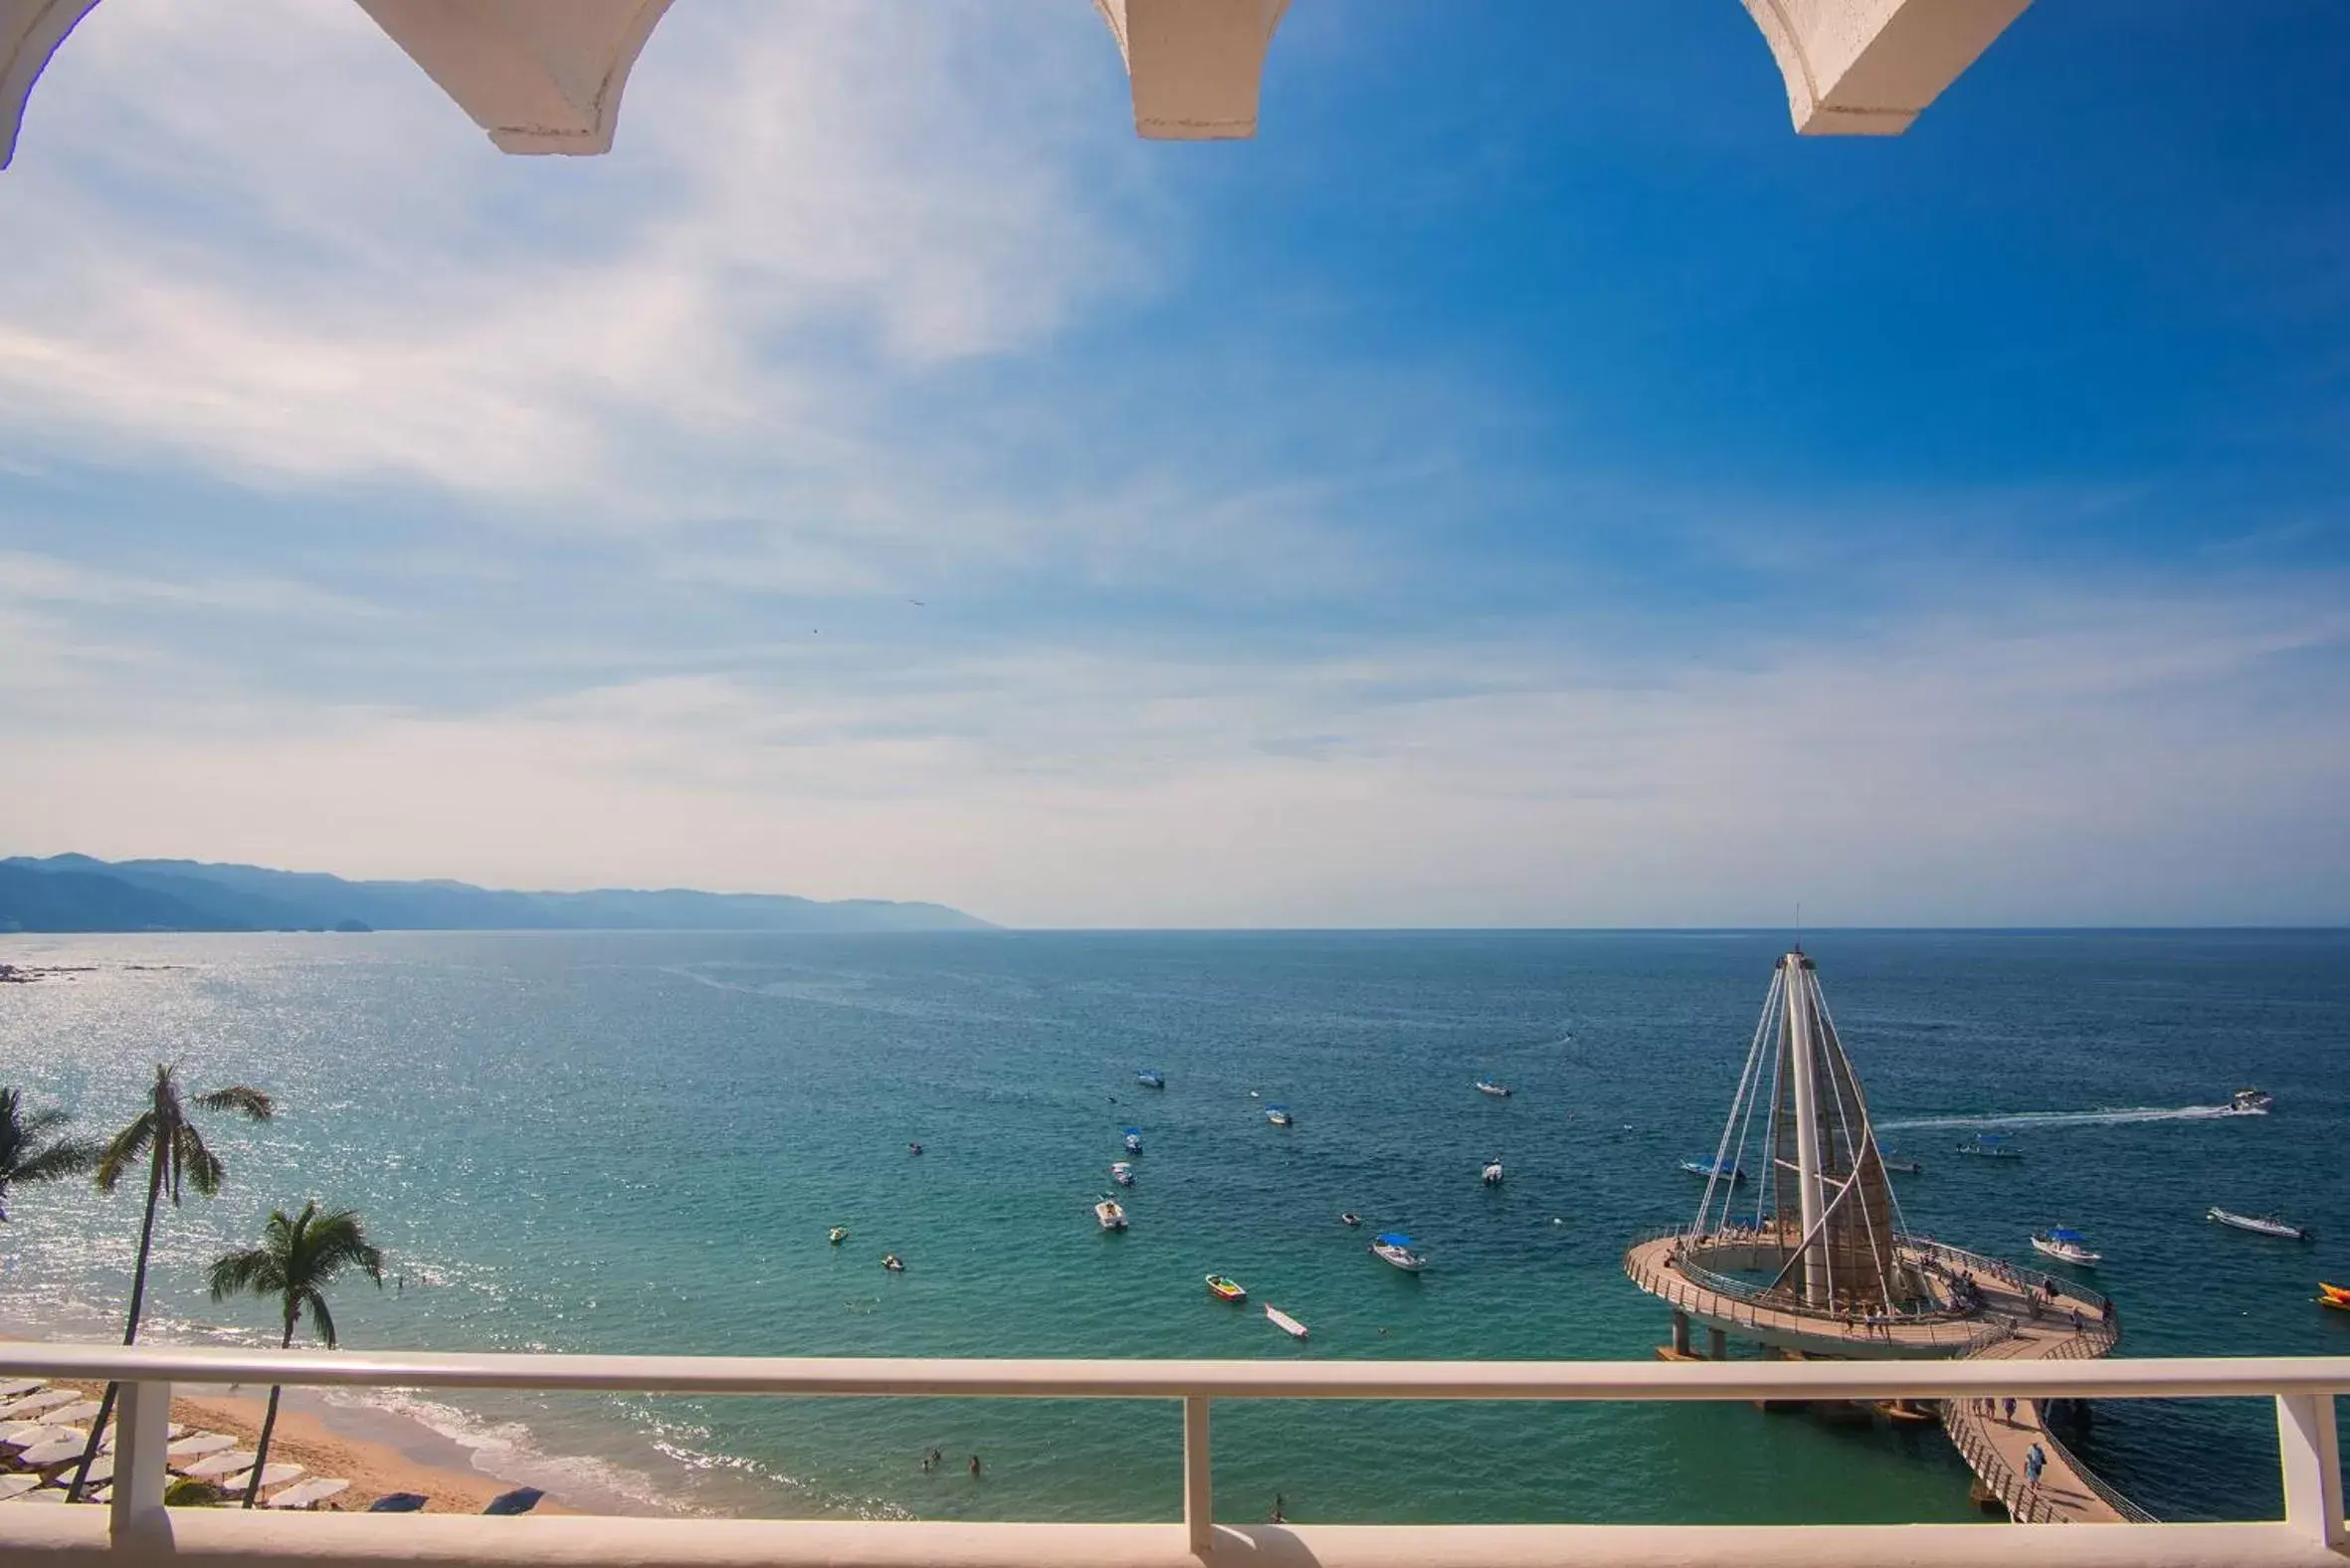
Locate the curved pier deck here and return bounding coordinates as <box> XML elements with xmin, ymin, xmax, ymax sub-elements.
<box><xmin>1626</xmin><ymin>1233</ymin><xmax>2148</xmax><ymax>1522</ymax></box>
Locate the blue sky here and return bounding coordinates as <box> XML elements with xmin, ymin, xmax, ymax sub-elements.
<box><xmin>3</xmin><ymin>1</ymin><xmax>2347</xmax><ymax>926</ymax></box>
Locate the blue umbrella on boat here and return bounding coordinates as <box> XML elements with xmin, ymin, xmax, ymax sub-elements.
<box><xmin>1375</xmin><ymin>1233</ymin><xmax>1416</xmax><ymax>1249</ymax></box>
<box><xmin>2047</xmin><ymin>1227</ymin><xmax>2088</xmax><ymax>1244</ymax></box>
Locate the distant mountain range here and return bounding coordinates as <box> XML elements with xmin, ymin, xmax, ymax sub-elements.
<box><xmin>0</xmin><ymin>855</ymin><xmax>993</xmax><ymax>934</ymax></box>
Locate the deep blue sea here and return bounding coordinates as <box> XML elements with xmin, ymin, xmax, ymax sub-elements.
<box><xmin>2</xmin><ymin>929</ymin><xmax>2345</xmax><ymax>1524</ymax></box>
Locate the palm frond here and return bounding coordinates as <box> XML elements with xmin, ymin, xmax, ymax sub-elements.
<box><xmin>299</xmin><ymin>1208</ymin><xmax>386</xmax><ymax>1287</ymax></box>
<box><xmin>173</xmin><ymin>1125</ymin><xmax>226</xmax><ymax>1201</ymax></box>
<box><xmin>206</xmin><ymin>1247</ymin><xmax>281</xmax><ymax>1302</ymax></box>
<box><xmin>194</xmin><ymin>1085</ymin><xmax>274</xmax><ymax>1122</ymax></box>
<box><xmin>299</xmin><ymin>1287</ymin><xmax>338</xmax><ymax>1349</ymax></box>
<box><xmin>94</xmin><ymin>1113</ymin><xmax>157</xmax><ymax>1193</ymax></box>
<box><xmin>8</xmin><ymin>1136</ymin><xmax>103</xmax><ymax>1187</ymax></box>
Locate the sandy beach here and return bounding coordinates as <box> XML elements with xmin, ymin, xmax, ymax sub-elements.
<box><xmin>18</xmin><ymin>1376</ymin><xmax>582</xmax><ymax>1515</ymax></box>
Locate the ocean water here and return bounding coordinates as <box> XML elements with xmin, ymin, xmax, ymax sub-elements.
<box><xmin>1</xmin><ymin>928</ymin><xmax>2344</xmax><ymax>1525</ymax></box>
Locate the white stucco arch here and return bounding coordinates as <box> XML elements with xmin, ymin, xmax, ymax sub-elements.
<box><xmin>1</xmin><ymin>0</ymin><xmax>2036</xmax><ymax>173</ymax></box>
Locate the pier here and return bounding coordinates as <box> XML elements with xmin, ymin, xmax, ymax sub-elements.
<box><xmin>1624</xmin><ymin>949</ymin><xmax>2153</xmax><ymax>1523</ymax></box>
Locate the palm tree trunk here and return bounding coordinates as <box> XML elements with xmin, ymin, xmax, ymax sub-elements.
<box><xmin>66</xmin><ymin>1139</ymin><xmax>168</xmax><ymax>1501</ymax></box>
<box><xmin>243</xmin><ymin>1319</ymin><xmax>294</xmax><ymax>1508</ymax></box>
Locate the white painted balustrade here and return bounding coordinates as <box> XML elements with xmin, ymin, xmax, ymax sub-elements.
<box><xmin>0</xmin><ymin>1341</ymin><xmax>2343</xmax><ymax>1567</ymax></box>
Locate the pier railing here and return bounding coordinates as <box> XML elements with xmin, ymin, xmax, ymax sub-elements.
<box><xmin>0</xmin><ymin>1341</ymin><xmax>2342</xmax><ymax>1568</ymax></box>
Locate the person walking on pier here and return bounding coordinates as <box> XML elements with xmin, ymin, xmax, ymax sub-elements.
<box><xmin>2004</xmin><ymin>1396</ymin><xmax>2018</xmax><ymax>1425</ymax></box>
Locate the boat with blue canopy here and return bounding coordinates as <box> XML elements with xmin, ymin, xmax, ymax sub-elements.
<box><xmin>2031</xmin><ymin>1227</ymin><xmax>2099</xmax><ymax>1267</ymax></box>
<box><xmin>1122</xmin><ymin>1127</ymin><xmax>1143</xmax><ymax>1153</ymax></box>
<box><xmin>1370</xmin><ymin>1232</ymin><xmax>1426</xmax><ymax>1272</ymax></box>
<box><xmin>1266</xmin><ymin>1105</ymin><xmax>1293</xmax><ymax>1126</ymax></box>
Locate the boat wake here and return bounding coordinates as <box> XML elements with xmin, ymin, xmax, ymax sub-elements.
<box><xmin>1876</xmin><ymin>1103</ymin><xmax>2257</xmax><ymax>1133</ymax></box>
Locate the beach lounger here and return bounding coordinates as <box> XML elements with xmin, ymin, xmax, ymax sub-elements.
<box><xmin>482</xmin><ymin>1486</ymin><xmax>544</xmax><ymax>1515</ymax></box>
<box><xmin>367</xmin><ymin>1491</ymin><xmax>427</xmax><ymax>1512</ymax></box>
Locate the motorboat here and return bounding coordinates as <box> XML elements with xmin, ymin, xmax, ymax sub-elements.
<box><xmin>1265</xmin><ymin>1304</ymin><xmax>1308</xmax><ymax>1339</ymax></box>
<box><xmin>882</xmin><ymin>1254</ymin><xmax>905</xmax><ymax>1273</ymax></box>
<box><xmin>1678</xmin><ymin>1155</ymin><xmax>1744</xmax><ymax>1185</ymax></box>
<box><xmin>1205</xmin><ymin>1274</ymin><xmax>1247</xmax><ymax>1303</ymax></box>
<box><xmin>2210</xmin><ymin>1206</ymin><xmax>2311</xmax><ymax>1241</ymax></box>
<box><xmin>2031</xmin><ymin>1228</ymin><xmax>2100</xmax><ymax>1267</ymax></box>
<box><xmin>1880</xmin><ymin>1156</ymin><xmax>1923</xmax><ymax>1175</ymax></box>
<box><xmin>1339</xmin><ymin>1212</ymin><xmax>1362</xmax><ymax>1228</ymax></box>
<box><xmin>2231</xmin><ymin>1087</ymin><xmax>2274</xmax><ymax>1113</ymax></box>
<box><xmin>1481</xmin><ymin>1160</ymin><xmax>1504</xmax><ymax>1186</ymax></box>
<box><xmin>1955</xmin><ymin>1134</ymin><xmax>2022</xmax><ymax>1159</ymax></box>
<box><xmin>1095</xmin><ymin>1199</ymin><xmax>1128</xmax><ymax>1232</ymax></box>
<box><xmin>1123</xmin><ymin>1127</ymin><xmax>1144</xmax><ymax>1153</ymax></box>
<box><xmin>1109</xmin><ymin>1161</ymin><xmax>1135</xmax><ymax>1187</ymax></box>
<box><xmin>1267</xmin><ymin>1105</ymin><xmax>1294</xmax><ymax>1127</ymax></box>
<box><xmin>828</xmin><ymin>1227</ymin><xmax>849</xmax><ymax>1245</ymax></box>
<box><xmin>1474</xmin><ymin>1078</ymin><xmax>1513</xmax><ymax>1097</ymax></box>
<box><xmin>1137</xmin><ymin>1070</ymin><xmax>1166</xmax><ymax>1088</ymax></box>
<box><xmin>1371</xmin><ymin>1232</ymin><xmax>1427</xmax><ymax>1272</ymax></box>
<box><xmin>2318</xmin><ymin>1282</ymin><xmax>2350</xmax><ymax>1312</ymax></box>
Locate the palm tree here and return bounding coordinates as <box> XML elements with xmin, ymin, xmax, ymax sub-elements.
<box><xmin>208</xmin><ymin>1202</ymin><xmax>383</xmax><ymax>1507</ymax></box>
<box><xmin>0</xmin><ymin>1086</ymin><xmax>100</xmax><ymax>1224</ymax></box>
<box><xmin>65</xmin><ymin>1065</ymin><xmax>273</xmax><ymax>1501</ymax></box>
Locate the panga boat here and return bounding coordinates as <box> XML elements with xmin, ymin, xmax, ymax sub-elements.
<box><xmin>1371</xmin><ymin>1232</ymin><xmax>1427</xmax><ymax>1272</ymax></box>
<box><xmin>1136</xmin><ymin>1070</ymin><xmax>1166</xmax><ymax>1088</ymax></box>
<box><xmin>828</xmin><ymin>1227</ymin><xmax>849</xmax><ymax>1245</ymax></box>
<box><xmin>882</xmin><ymin>1254</ymin><xmax>905</xmax><ymax>1273</ymax></box>
<box><xmin>1109</xmin><ymin>1161</ymin><xmax>1135</xmax><ymax>1187</ymax></box>
<box><xmin>1205</xmin><ymin>1274</ymin><xmax>1247</xmax><ymax>1303</ymax></box>
<box><xmin>1474</xmin><ymin>1078</ymin><xmax>1513</xmax><ymax>1097</ymax></box>
<box><xmin>2210</xmin><ymin>1206</ymin><xmax>2310</xmax><ymax>1241</ymax></box>
<box><xmin>2318</xmin><ymin>1282</ymin><xmax>2350</xmax><ymax>1311</ymax></box>
<box><xmin>1339</xmin><ymin>1212</ymin><xmax>1362</xmax><ymax>1228</ymax></box>
<box><xmin>1678</xmin><ymin>1155</ymin><xmax>1744</xmax><ymax>1185</ymax></box>
<box><xmin>1095</xmin><ymin>1199</ymin><xmax>1128</xmax><ymax>1231</ymax></box>
<box><xmin>1123</xmin><ymin>1127</ymin><xmax>1144</xmax><ymax>1153</ymax></box>
<box><xmin>2231</xmin><ymin>1087</ymin><xmax>2274</xmax><ymax>1113</ymax></box>
<box><xmin>1266</xmin><ymin>1105</ymin><xmax>1294</xmax><ymax>1127</ymax></box>
<box><xmin>1265</xmin><ymin>1304</ymin><xmax>1309</xmax><ymax>1339</ymax></box>
<box><xmin>1956</xmin><ymin>1134</ymin><xmax>2022</xmax><ymax>1159</ymax></box>
<box><xmin>1880</xmin><ymin>1156</ymin><xmax>1923</xmax><ymax>1175</ymax></box>
<box><xmin>2031</xmin><ymin>1228</ymin><xmax>2100</xmax><ymax>1267</ymax></box>
<box><xmin>1481</xmin><ymin>1160</ymin><xmax>1504</xmax><ymax>1186</ymax></box>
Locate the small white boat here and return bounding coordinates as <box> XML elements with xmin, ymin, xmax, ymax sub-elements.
<box><xmin>2210</xmin><ymin>1206</ymin><xmax>2311</xmax><ymax>1241</ymax></box>
<box><xmin>1474</xmin><ymin>1078</ymin><xmax>1513</xmax><ymax>1097</ymax></box>
<box><xmin>1265</xmin><ymin>1304</ymin><xmax>1309</xmax><ymax>1339</ymax></box>
<box><xmin>1122</xmin><ymin>1127</ymin><xmax>1144</xmax><ymax>1153</ymax></box>
<box><xmin>2231</xmin><ymin>1087</ymin><xmax>2274</xmax><ymax>1113</ymax></box>
<box><xmin>1136</xmin><ymin>1070</ymin><xmax>1166</xmax><ymax>1088</ymax></box>
<box><xmin>1480</xmin><ymin>1160</ymin><xmax>1503</xmax><ymax>1185</ymax></box>
<box><xmin>1266</xmin><ymin>1105</ymin><xmax>1294</xmax><ymax>1127</ymax></box>
<box><xmin>1095</xmin><ymin>1199</ymin><xmax>1128</xmax><ymax>1231</ymax></box>
<box><xmin>2031</xmin><ymin>1228</ymin><xmax>2100</xmax><ymax>1267</ymax></box>
<box><xmin>1371</xmin><ymin>1232</ymin><xmax>1427</xmax><ymax>1272</ymax></box>
<box><xmin>1109</xmin><ymin>1161</ymin><xmax>1135</xmax><ymax>1186</ymax></box>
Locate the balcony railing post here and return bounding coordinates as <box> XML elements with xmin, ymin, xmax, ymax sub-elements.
<box><xmin>109</xmin><ymin>1378</ymin><xmax>170</xmax><ymax>1541</ymax></box>
<box><xmin>2275</xmin><ymin>1393</ymin><xmax>2344</xmax><ymax>1548</ymax></box>
<box><xmin>1183</xmin><ymin>1394</ymin><xmax>1213</xmax><ymax>1555</ymax></box>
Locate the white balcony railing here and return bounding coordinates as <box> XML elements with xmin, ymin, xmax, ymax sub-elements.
<box><xmin>1</xmin><ymin>1340</ymin><xmax>2343</xmax><ymax>1567</ymax></box>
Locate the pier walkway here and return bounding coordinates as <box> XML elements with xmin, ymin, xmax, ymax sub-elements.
<box><xmin>1626</xmin><ymin>1232</ymin><xmax>2150</xmax><ymax>1523</ymax></box>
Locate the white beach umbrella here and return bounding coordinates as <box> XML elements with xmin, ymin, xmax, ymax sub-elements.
<box><xmin>0</xmin><ymin>1474</ymin><xmax>42</xmax><ymax>1501</ymax></box>
<box><xmin>14</xmin><ymin>1486</ymin><xmax>68</xmax><ymax>1503</ymax></box>
<box><xmin>43</xmin><ymin>1402</ymin><xmax>100</xmax><ymax>1426</ymax></box>
<box><xmin>182</xmin><ymin>1450</ymin><xmax>257</xmax><ymax>1479</ymax></box>
<box><xmin>0</xmin><ymin>1390</ymin><xmax>74</xmax><ymax>1419</ymax></box>
<box><xmin>15</xmin><ymin>1436</ymin><xmax>91</xmax><ymax>1468</ymax></box>
<box><xmin>0</xmin><ymin>1380</ymin><xmax>44</xmax><ymax>1400</ymax></box>
<box><xmin>98</xmin><ymin>1422</ymin><xmax>183</xmax><ymax>1453</ymax></box>
<box><xmin>80</xmin><ymin>1453</ymin><xmax>114</xmax><ymax>1485</ymax></box>
<box><xmin>221</xmin><ymin>1463</ymin><xmax>304</xmax><ymax>1493</ymax></box>
<box><xmin>0</xmin><ymin>1422</ymin><xmax>61</xmax><ymax>1449</ymax></box>
<box><xmin>166</xmin><ymin>1432</ymin><xmax>237</xmax><ymax>1463</ymax></box>
<box><xmin>268</xmin><ymin>1477</ymin><xmax>351</xmax><ymax>1509</ymax></box>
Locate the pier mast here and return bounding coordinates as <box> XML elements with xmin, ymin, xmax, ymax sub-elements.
<box><xmin>1784</xmin><ymin>950</ymin><xmax>1831</xmax><ymax>1306</ymax></box>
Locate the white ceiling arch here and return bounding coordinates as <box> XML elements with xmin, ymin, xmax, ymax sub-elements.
<box><xmin>2</xmin><ymin>0</ymin><xmax>2031</xmax><ymax>171</ymax></box>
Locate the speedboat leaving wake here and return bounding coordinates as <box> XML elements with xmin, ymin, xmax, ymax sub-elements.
<box><xmin>1877</xmin><ymin>1102</ymin><xmax>2257</xmax><ymax>1133</ymax></box>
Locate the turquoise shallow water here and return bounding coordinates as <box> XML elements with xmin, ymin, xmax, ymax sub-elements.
<box><xmin>1</xmin><ymin>929</ymin><xmax>2345</xmax><ymax>1523</ymax></box>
